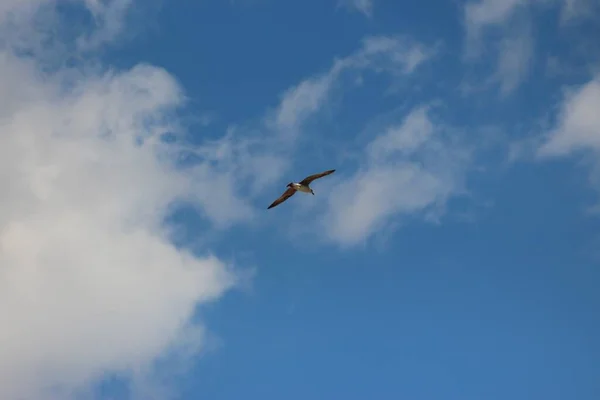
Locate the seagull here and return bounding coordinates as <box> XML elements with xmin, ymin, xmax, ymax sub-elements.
<box><xmin>267</xmin><ymin>169</ymin><xmax>336</xmax><ymax>209</ymax></box>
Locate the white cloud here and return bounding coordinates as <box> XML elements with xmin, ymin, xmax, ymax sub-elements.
<box><xmin>338</xmin><ymin>0</ymin><xmax>373</xmax><ymax>17</ymax></box>
<box><xmin>560</xmin><ymin>0</ymin><xmax>600</xmax><ymax>23</ymax></box>
<box><xmin>0</xmin><ymin>2</ymin><xmax>245</xmax><ymax>400</ymax></box>
<box><xmin>271</xmin><ymin>71</ymin><xmax>339</xmax><ymax>137</ymax></box>
<box><xmin>463</xmin><ymin>0</ymin><xmax>600</xmax><ymax>31</ymax></box>
<box><xmin>494</xmin><ymin>24</ymin><xmax>534</xmax><ymax>95</ymax></box>
<box><xmin>461</xmin><ymin>0</ymin><xmax>600</xmax><ymax>95</ymax></box>
<box><xmin>465</xmin><ymin>0</ymin><xmax>523</xmax><ymax>32</ymax></box>
<box><xmin>463</xmin><ymin>0</ymin><xmax>525</xmax><ymax>54</ymax></box>
<box><xmin>462</xmin><ymin>0</ymin><xmax>535</xmax><ymax>95</ymax></box>
<box><xmin>538</xmin><ymin>76</ymin><xmax>600</xmax><ymax>156</ymax></box>
<box><xmin>463</xmin><ymin>0</ymin><xmax>599</xmax><ymax>57</ymax></box>
<box><xmin>0</xmin><ymin>0</ymin><xmax>142</xmax><ymax>68</ymax></box>
<box><xmin>463</xmin><ymin>0</ymin><xmax>599</xmax><ymax>40</ymax></box>
<box><xmin>77</xmin><ymin>0</ymin><xmax>134</xmax><ymax>50</ymax></box>
<box><xmin>0</xmin><ymin>0</ymin><xmax>46</xmax><ymax>21</ymax></box>
<box><xmin>321</xmin><ymin>106</ymin><xmax>471</xmax><ymax>246</ymax></box>
<box><xmin>366</xmin><ymin>106</ymin><xmax>434</xmax><ymax>158</ymax></box>
<box><xmin>345</xmin><ymin>35</ymin><xmax>438</xmax><ymax>75</ymax></box>
<box><xmin>536</xmin><ymin>75</ymin><xmax>600</xmax><ymax>210</ymax></box>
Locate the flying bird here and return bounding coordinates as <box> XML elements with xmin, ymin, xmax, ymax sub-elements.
<box><xmin>267</xmin><ymin>169</ymin><xmax>336</xmax><ymax>209</ymax></box>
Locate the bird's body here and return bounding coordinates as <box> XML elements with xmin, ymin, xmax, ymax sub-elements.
<box><xmin>290</xmin><ymin>182</ymin><xmax>313</xmax><ymax>194</ymax></box>
<box><xmin>267</xmin><ymin>169</ymin><xmax>336</xmax><ymax>209</ymax></box>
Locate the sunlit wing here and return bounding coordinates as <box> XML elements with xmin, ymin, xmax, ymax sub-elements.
<box><xmin>267</xmin><ymin>186</ymin><xmax>296</xmax><ymax>209</ymax></box>
<box><xmin>299</xmin><ymin>169</ymin><xmax>336</xmax><ymax>186</ymax></box>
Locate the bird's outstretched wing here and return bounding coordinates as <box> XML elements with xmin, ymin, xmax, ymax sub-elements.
<box><xmin>267</xmin><ymin>186</ymin><xmax>297</xmax><ymax>209</ymax></box>
<box><xmin>299</xmin><ymin>169</ymin><xmax>336</xmax><ymax>186</ymax></box>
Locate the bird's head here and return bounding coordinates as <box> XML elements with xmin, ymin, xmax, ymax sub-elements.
<box><xmin>286</xmin><ymin>182</ymin><xmax>293</xmax><ymax>188</ymax></box>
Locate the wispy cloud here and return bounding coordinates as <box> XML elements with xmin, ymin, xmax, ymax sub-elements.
<box><xmin>338</xmin><ymin>0</ymin><xmax>373</xmax><ymax>17</ymax></box>
<box><xmin>534</xmin><ymin>75</ymin><xmax>600</xmax><ymax>213</ymax></box>
<box><xmin>559</xmin><ymin>0</ymin><xmax>600</xmax><ymax>24</ymax></box>
<box><xmin>462</xmin><ymin>0</ymin><xmax>534</xmax><ymax>96</ymax></box>
<box><xmin>463</xmin><ymin>0</ymin><xmax>599</xmax><ymax>34</ymax></box>
<box><xmin>538</xmin><ymin>75</ymin><xmax>600</xmax><ymax>157</ymax></box>
<box><xmin>268</xmin><ymin>70</ymin><xmax>340</xmax><ymax>137</ymax></box>
<box><xmin>344</xmin><ymin>35</ymin><xmax>438</xmax><ymax>75</ymax></box>
<box><xmin>77</xmin><ymin>0</ymin><xmax>134</xmax><ymax>50</ymax></box>
<box><xmin>319</xmin><ymin>105</ymin><xmax>472</xmax><ymax>247</ymax></box>
<box><xmin>462</xmin><ymin>0</ymin><xmax>600</xmax><ymax>95</ymax></box>
<box><xmin>493</xmin><ymin>22</ymin><xmax>534</xmax><ymax>95</ymax></box>
<box><xmin>463</xmin><ymin>0</ymin><xmax>525</xmax><ymax>56</ymax></box>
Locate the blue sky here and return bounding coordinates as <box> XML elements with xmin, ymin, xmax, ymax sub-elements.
<box><xmin>0</xmin><ymin>0</ymin><xmax>599</xmax><ymax>399</ymax></box>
